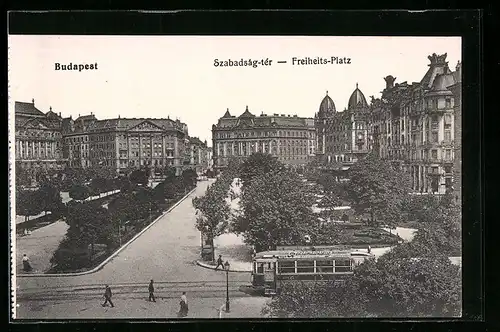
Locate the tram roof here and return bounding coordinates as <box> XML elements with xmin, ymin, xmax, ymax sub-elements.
<box><xmin>255</xmin><ymin>250</ymin><xmax>354</xmax><ymax>259</ymax></box>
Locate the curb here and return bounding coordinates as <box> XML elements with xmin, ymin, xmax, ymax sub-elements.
<box><xmin>18</xmin><ymin>188</ymin><xmax>197</xmax><ymax>278</ymax></box>
<box><xmin>195</xmin><ymin>260</ymin><xmax>251</xmax><ymax>273</ymax></box>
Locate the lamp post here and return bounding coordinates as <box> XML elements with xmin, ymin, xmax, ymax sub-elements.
<box><xmin>224</xmin><ymin>261</ymin><xmax>230</xmax><ymax>312</ymax></box>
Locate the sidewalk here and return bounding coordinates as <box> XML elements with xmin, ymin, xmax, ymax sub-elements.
<box><xmin>196</xmin><ymin>259</ymin><xmax>251</xmax><ymax>273</ymax></box>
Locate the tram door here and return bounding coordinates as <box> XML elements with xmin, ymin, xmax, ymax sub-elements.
<box><xmin>263</xmin><ymin>261</ymin><xmax>277</xmax><ymax>295</ymax></box>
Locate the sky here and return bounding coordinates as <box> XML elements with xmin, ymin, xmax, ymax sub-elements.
<box><xmin>8</xmin><ymin>36</ymin><xmax>461</xmax><ymax>144</ymax></box>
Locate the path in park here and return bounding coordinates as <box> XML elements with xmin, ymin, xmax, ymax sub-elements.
<box><xmin>15</xmin><ymin>221</ymin><xmax>70</xmax><ymax>274</ymax></box>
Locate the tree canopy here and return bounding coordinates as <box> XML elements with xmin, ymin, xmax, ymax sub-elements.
<box><xmin>192</xmin><ymin>178</ymin><xmax>232</xmax><ymax>261</ymax></box>
<box><xmin>69</xmin><ymin>184</ymin><xmax>91</xmax><ymax>201</ymax></box>
<box><xmin>129</xmin><ymin>169</ymin><xmax>149</xmax><ymax>186</ymax></box>
<box><xmin>346</xmin><ymin>153</ymin><xmax>412</xmax><ymax>226</ymax></box>
<box><xmin>264</xmin><ymin>249</ymin><xmax>461</xmax><ymax>318</ymax></box>
<box><xmin>239</xmin><ymin>152</ymin><xmax>284</xmax><ymax>189</ymax></box>
<box><xmin>235</xmin><ymin>169</ymin><xmax>317</xmax><ymax>251</ymax></box>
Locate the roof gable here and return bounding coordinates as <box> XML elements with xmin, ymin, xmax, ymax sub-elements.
<box><xmin>128</xmin><ymin>120</ymin><xmax>165</xmax><ymax>132</ymax></box>
<box><xmin>15</xmin><ymin>101</ymin><xmax>45</xmax><ymax>117</ymax></box>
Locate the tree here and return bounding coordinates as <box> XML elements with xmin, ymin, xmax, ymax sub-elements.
<box><xmin>129</xmin><ymin>169</ymin><xmax>148</xmax><ymax>186</ymax></box>
<box><xmin>118</xmin><ymin>176</ymin><xmax>135</xmax><ymax>193</ymax></box>
<box><xmin>192</xmin><ymin>179</ymin><xmax>232</xmax><ymax>262</ymax></box>
<box><xmin>346</xmin><ymin>153</ymin><xmax>412</xmax><ymax>226</ymax></box>
<box><xmin>182</xmin><ymin>169</ymin><xmax>198</xmax><ymax>189</ymax></box>
<box><xmin>90</xmin><ymin>177</ymin><xmax>107</xmax><ymax>197</ymax></box>
<box><xmin>15</xmin><ymin>167</ymin><xmax>32</xmax><ymax>187</ymax></box>
<box><xmin>163</xmin><ymin>166</ymin><xmax>177</xmax><ymax>178</ymax></box>
<box><xmin>132</xmin><ymin>187</ymin><xmax>158</xmax><ymax>220</ymax></box>
<box><xmin>265</xmin><ymin>248</ymin><xmax>461</xmax><ymax>318</ymax></box>
<box><xmin>108</xmin><ymin>193</ymin><xmax>134</xmax><ymax>223</ymax></box>
<box><xmin>38</xmin><ymin>182</ymin><xmax>63</xmax><ymax>216</ymax></box>
<box><xmin>402</xmin><ymin>193</ymin><xmax>442</xmax><ymax>223</ymax></box>
<box><xmin>58</xmin><ymin>202</ymin><xmax>113</xmax><ymax>266</ymax></box>
<box><xmin>16</xmin><ymin>189</ymin><xmax>43</xmax><ymax>221</ymax></box>
<box><xmin>235</xmin><ymin>169</ymin><xmax>317</xmax><ymax>252</ymax></box>
<box><xmin>69</xmin><ymin>184</ymin><xmax>91</xmax><ymax>201</ymax></box>
<box><xmin>263</xmin><ymin>278</ymin><xmax>367</xmax><ymax>318</ymax></box>
<box><xmin>239</xmin><ymin>152</ymin><xmax>284</xmax><ymax>189</ymax></box>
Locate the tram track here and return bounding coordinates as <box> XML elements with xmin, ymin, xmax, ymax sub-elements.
<box><xmin>16</xmin><ymin>280</ymin><xmax>251</xmax><ymax>302</ymax></box>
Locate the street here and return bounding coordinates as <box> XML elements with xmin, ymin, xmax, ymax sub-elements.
<box><xmin>15</xmin><ymin>180</ymin><xmax>258</xmax><ymax>319</ymax></box>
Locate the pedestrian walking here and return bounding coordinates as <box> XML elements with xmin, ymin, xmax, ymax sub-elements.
<box><xmin>148</xmin><ymin>279</ymin><xmax>156</xmax><ymax>302</ymax></box>
<box><xmin>178</xmin><ymin>292</ymin><xmax>188</xmax><ymax>317</ymax></box>
<box><xmin>367</xmin><ymin>245</ymin><xmax>371</xmax><ymax>254</ymax></box>
<box><xmin>22</xmin><ymin>254</ymin><xmax>32</xmax><ymax>272</ymax></box>
<box><xmin>215</xmin><ymin>255</ymin><xmax>224</xmax><ymax>270</ymax></box>
<box><xmin>102</xmin><ymin>285</ymin><xmax>114</xmax><ymax>308</ymax></box>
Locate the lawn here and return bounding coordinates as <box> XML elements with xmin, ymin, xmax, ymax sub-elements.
<box><xmin>312</xmin><ymin>222</ymin><xmax>401</xmax><ymax>247</ymax></box>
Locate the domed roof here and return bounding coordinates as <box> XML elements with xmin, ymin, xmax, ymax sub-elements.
<box><xmin>348</xmin><ymin>83</ymin><xmax>368</xmax><ymax>110</ymax></box>
<box><xmin>318</xmin><ymin>91</ymin><xmax>336</xmax><ymax>118</ymax></box>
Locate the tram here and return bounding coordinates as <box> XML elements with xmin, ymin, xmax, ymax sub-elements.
<box><xmin>251</xmin><ymin>248</ymin><xmax>373</xmax><ymax>296</ymax></box>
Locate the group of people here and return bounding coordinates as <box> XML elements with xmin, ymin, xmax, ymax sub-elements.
<box><xmin>101</xmin><ymin>281</ymin><xmax>189</xmax><ymax>318</ymax></box>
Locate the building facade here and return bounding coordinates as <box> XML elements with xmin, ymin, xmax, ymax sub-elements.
<box><xmin>371</xmin><ymin>53</ymin><xmax>459</xmax><ymax>194</ymax></box>
<box><xmin>63</xmin><ymin>117</ymin><xmax>188</xmax><ymax>176</ymax></box>
<box><xmin>314</xmin><ymin>85</ymin><xmax>373</xmax><ymax>172</ymax></box>
<box><xmin>447</xmin><ymin>61</ymin><xmax>462</xmax><ymax>203</ymax></box>
<box><xmin>186</xmin><ymin>137</ymin><xmax>212</xmax><ymax>174</ymax></box>
<box><xmin>212</xmin><ymin>106</ymin><xmax>316</xmax><ymax>169</ymax></box>
<box><xmin>62</xmin><ymin>113</ymin><xmax>98</xmax><ymax>168</ymax></box>
<box><xmin>14</xmin><ymin>100</ymin><xmax>66</xmax><ymax>183</ymax></box>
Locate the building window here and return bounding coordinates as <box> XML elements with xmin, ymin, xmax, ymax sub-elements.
<box><xmin>445</xmin><ymin>149</ymin><xmax>452</xmax><ymax>160</ymax></box>
<box><xmin>432</xmin><ymin>132</ymin><xmax>438</xmax><ymax>143</ymax></box>
<box><xmin>431</xmin><ymin>150</ymin><xmax>438</xmax><ymax>159</ymax></box>
<box><xmin>444</xmin><ymin>131</ymin><xmax>451</xmax><ymax>142</ymax></box>
<box><xmin>445</xmin><ymin>98</ymin><xmax>452</xmax><ymax>108</ymax></box>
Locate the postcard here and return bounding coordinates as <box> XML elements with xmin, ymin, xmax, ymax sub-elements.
<box><xmin>9</xmin><ymin>35</ymin><xmax>462</xmax><ymax>319</ymax></box>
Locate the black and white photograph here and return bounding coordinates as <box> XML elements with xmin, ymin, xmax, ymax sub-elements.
<box><xmin>9</xmin><ymin>34</ymin><xmax>462</xmax><ymax>319</ymax></box>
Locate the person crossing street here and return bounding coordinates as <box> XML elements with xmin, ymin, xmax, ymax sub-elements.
<box><xmin>102</xmin><ymin>285</ymin><xmax>114</xmax><ymax>308</ymax></box>
<box><xmin>178</xmin><ymin>292</ymin><xmax>188</xmax><ymax>317</ymax></box>
<box><xmin>215</xmin><ymin>255</ymin><xmax>225</xmax><ymax>270</ymax></box>
<box><xmin>148</xmin><ymin>280</ymin><xmax>156</xmax><ymax>302</ymax></box>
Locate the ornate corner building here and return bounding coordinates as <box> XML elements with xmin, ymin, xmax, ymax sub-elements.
<box><xmin>283</xmin><ymin>52</ymin><xmax>461</xmax><ymax>195</ymax></box>
<box><xmin>14</xmin><ymin>100</ymin><xmax>66</xmax><ymax>184</ymax></box>
<box><xmin>370</xmin><ymin>53</ymin><xmax>461</xmax><ymax>195</ymax></box>
<box><xmin>212</xmin><ymin>106</ymin><xmax>316</xmax><ymax>169</ymax></box>
<box><xmin>314</xmin><ymin>84</ymin><xmax>373</xmax><ymax>177</ymax></box>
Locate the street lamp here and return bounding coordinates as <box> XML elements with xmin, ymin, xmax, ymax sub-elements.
<box><xmin>224</xmin><ymin>261</ymin><xmax>230</xmax><ymax>312</ymax></box>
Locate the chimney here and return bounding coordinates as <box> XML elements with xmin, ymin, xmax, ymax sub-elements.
<box><xmin>384</xmin><ymin>75</ymin><xmax>396</xmax><ymax>90</ymax></box>
<box><xmin>32</xmin><ymin>98</ymin><xmax>35</xmax><ymax>105</ymax></box>
<box><xmin>246</xmin><ymin>105</ymin><xmax>248</xmax><ymax>111</ymax></box>
<box><xmin>456</xmin><ymin>60</ymin><xmax>461</xmax><ymax>72</ymax></box>
<box><xmin>59</xmin><ymin>112</ymin><xmax>61</xmax><ymax>117</ymax></box>
<box><xmin>49</xmin><ymin>106</ymin><xmax>52</xmax><ymax>112</ymax></box>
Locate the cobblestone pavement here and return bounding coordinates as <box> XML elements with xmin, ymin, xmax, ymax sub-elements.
<box><xmin>15</xmin><ymin>181</ymin><xmax>253</xmax><ymax>319</ymax></box>
<box><xmin>15</xmin><ymin>220</ymin><xmax>69</xmax><ymax>274</ymax></box>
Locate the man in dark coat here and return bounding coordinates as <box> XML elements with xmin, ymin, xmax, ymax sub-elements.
<box><xmin>102</xmin><ymin>285</ymin><xmax>114</xmax><ymax>307</ymax></box>
<box><xmin>148</xmin><ymin>279</ymin><xmax>156</xmax><ymax>302</ymax></box>
<box><xmin>215</xmin><ymin>255</ymin><xmax>224</xmax><ymax>270</ymax></box>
